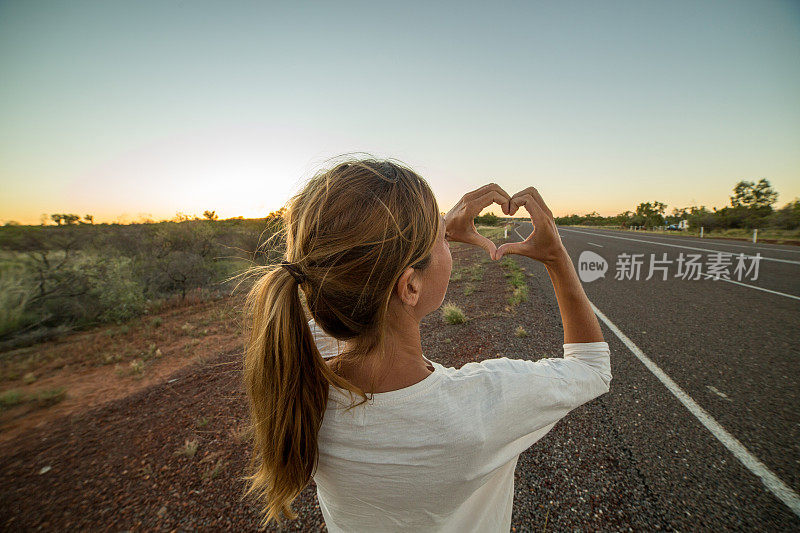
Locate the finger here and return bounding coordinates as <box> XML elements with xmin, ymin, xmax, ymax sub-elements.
<box><xmin>527</xmin><ymin>188</ymin><xmax>553</xmax><ymax>218</ymax></box>
<box><xmin>465</xmin><ymin>183</ymin><xmax>512</xmax><ymax>213</ymax></box>
<box><xmin>495</xmin><ymin>241</ymin><xmax>527</xmax><ymax>260</ymax></box>
<box><xmin>471</xmin><ymin>190</ymin><xmax>512</xmax><ymax>216</ymax></box>
<box><xmin>462</xmin><ymin>232</ymin><xmax>498</xmax><ymax>261</ymax></box>
<box><xmin>465</xmin><ymin>182</ymin><xmax>511</xmax><ymax>200</ymax></box>
<box><xmin>512</xmin><ymin>187</ymin><xmax>552</xmax><ymax>218</ymax></box>
<box><xmin>511</xmin><ymin>194</ymin><xmax>548</xmax><ymax>224</ymax></box>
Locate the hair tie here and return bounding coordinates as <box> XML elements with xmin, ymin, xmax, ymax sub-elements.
<box><xmin>279</xmin><ymin>260</ymin><xmax>307</xmax><ymax>284</ymax></box>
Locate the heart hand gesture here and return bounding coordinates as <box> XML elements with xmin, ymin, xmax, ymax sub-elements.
<box><xmin>444</xmin><ymin>183</ymin><xmax>512</xmax><ymax>261</ymax></box>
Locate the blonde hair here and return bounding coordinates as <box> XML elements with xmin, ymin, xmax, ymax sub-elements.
<box><xmin>242</xmin><ymin>156</ymin><xmax>440</xmax><ymax>526</ymax></box>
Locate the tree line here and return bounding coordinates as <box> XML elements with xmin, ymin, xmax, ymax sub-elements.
<box><xmin>553</xmin><ymin>179</ymin><xmax>799</xmax><ymax>231</ymax></box>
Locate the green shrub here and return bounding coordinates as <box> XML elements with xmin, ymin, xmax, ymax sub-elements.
<box><xmin>501</xmin><ymin>257</ymin><xmax>529</xmax><ymax>305</ymax></box>
<box><xmin>442</xmin><ymin>303</ymin><xmax>466</xmax><ymax>325</ymax></box>
<box><xmin>508</xmin><ymin>286</ymin><xmax>529</xmax><ymax>305</ymax></box>
<box><xmin>0</xmin><ymin>389</ymin><xmax>23</xmax><ymax>409</ymax></box>
<box><xmin>129</xmin><ymin>359</ymin><xmax>145</xmax><ymax>376</ymax></box>
<box><xmin>0</xmin><ymin>217</ymin><xmax>281</xmax><ymax>341</ymax></box>
<box><xmin>0</xmin><ymin>262</ymin><xmax>35</xmax><ymax>337</ymax></box>
<box><xmin>92</xmin><ymin>257</ymin><xmax>147</xmax><ymax>323</ymax></box>
<box><xmin>32</xmin><ymin>387</ymin><xmax>66</xmax><ymax>407</ymax></box>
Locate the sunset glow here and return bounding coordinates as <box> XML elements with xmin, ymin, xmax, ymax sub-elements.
<box><xmin>1</xmin><ymin>1</ymin><xmax>798</xmax><ymax>224</ymax></box>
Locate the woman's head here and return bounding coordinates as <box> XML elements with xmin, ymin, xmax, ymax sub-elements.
<box><xmin>242</xmin><ymin>157</ymin><xmax>447</xmax><ymax>525</ymax></box>
<box><xmin>286</xmin><ymin>157</ymin><xmax>448</xmax><ymax>348</ymax></box>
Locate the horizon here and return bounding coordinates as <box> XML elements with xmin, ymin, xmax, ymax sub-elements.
<box><xmin>1</xmin><ymin>1</ymin><xmax>799</xmax><ymax>225</ymax></box>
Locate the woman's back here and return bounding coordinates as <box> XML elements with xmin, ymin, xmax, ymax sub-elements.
<box><xmin>310</xmin><ymin>321</ymin><xmax>611</xmax><ymax>532</ymax></box>
<box><xmin>242</xmin><ymin>159</ymin><xmax>610</xmax><ymax>529</ymax></box>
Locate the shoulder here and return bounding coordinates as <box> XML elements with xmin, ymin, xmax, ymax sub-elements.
<box><xmin>433</xmin><ymin>356</ymin><xmax>567</xmax><ymax>383</ymax></box>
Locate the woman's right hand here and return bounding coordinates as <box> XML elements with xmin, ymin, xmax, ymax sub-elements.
<box><xmin>495</xmin><ymin>187</ymin><xmax>567</xmax><ymax>265</ymax></box>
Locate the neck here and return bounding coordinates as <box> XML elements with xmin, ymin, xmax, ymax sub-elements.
<box><xmin>336</xmin><ymin>308</ymin><xmax>432</xmax><ymax>393</ymax></box>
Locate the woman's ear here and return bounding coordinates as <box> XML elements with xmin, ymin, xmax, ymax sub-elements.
<box><xmin>395</xmin><ymin>266</ymin><xmax>421</xmax><ymax>306</ymax></box>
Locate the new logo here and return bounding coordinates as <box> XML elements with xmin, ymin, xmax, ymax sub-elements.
<box><xmin>578</xmin><ymin>251</ymin><xmax>608</xmax><ymax>283</ymax></box>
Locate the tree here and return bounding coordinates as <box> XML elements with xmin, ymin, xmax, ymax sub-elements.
<box><xmin>83</xmin><ymin>215</ymin><xmax>94</xmax><ymax>224</ymax></box>
<box><xmin>267</xmin><ymin>207</ymin><xmax>287</xmax><ymax>220</ymax></box>
<box><xmin>769</xmin><ymin>199</ymin><xmax>800</xmax><ymax>230</ymax></box>
<box><xmin>50</xmin><ymin>213</ymin><xmax>80</xmax><ymax>226</ymax></box>
<box><xmin>730</xmin><ymin>179</ymin><xmax>778</xmax><ymax>210</ymax></box>
<box><xmin>203</xmin><ymin>210</ymin><xmax>219</xmax><ymax>221</ymax></box>
<box><xmin>474</xmin><ymin>212</ymin><xmax>499</xmax><ymax>226</ymax></box>
<box><xmin>633</xmin><ymin>201</ymin><xmax>667</xmax><ymax>228</ymax></box>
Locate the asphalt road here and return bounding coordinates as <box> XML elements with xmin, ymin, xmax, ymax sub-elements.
<box><xmin>509</xmin><ymin>223</ymin><xmax>800</xmax><ymax>530</ymax></box>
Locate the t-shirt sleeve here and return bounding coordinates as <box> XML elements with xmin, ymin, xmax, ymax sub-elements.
<box><xmin>465</xmin><ymin>342</ymin><xmax>611</xmax><ymax>472</ymax></box>
<box><xmin>308</xmin><ymin>318</ymin><xmax>342</xmax><ymax>359</ymax></box>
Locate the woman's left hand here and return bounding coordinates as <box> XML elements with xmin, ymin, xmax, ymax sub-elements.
<box><xmin>444</xmin><ymin>183</ymin><xmax>513</xmax><ymax>260</ymax></box>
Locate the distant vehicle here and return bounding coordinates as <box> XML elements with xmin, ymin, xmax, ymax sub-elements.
<box><xmin>666</xmin><ymin>220</ymin><xmax>689</xmax><ymax>231</ymax></box>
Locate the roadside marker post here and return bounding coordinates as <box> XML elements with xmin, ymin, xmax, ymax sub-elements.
<box><xmin>753</xmin><ymin>229</ymin><xmax>758</xmax><ymax>244</ymax></box>
<box><xmin>700</xmin><ymin>227</ymin><xmax>704</xmax><ymax>239</ymax></box>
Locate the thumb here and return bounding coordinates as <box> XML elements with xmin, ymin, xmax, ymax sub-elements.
<box><xmin>464</xmin><ymin>233</ymin><xmax>498</xmax><ymax>261</ymax></box>
<box><xmin>495</xmin><ymin>241</ymin><xmax>526</xmax><ymax>260</ymax></box>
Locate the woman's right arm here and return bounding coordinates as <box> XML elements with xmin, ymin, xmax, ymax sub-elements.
<box><xmin>543</xmin><ymin>250</ymin><xmax>604</xmax><ymax>343</ymax></box>
<box><xmin>495</xmin><ymin>187</ymin><xmax>604</xmax><ymax>344</ymax></box>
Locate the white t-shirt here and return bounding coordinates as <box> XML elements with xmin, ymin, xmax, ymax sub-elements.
<box><xmin>308</xmin><ymin>319</ymin><xmax>611</xmax><ymax>532</ymax></box>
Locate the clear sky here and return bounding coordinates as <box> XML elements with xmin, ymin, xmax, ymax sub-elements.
<box><xmin>1</xmin><ymin>0</ymin><xmax>798</xmax><ymax>224</ymax></box>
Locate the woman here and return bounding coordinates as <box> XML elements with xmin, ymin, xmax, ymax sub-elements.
<box><xmin>243</xmin><ymin>157</ymin><xmax>610</xmax><ymax>531</ymax></box>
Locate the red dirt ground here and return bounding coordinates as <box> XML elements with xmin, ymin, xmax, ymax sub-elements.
<box><xmin>0</xmin><ymin>243</ymin><xmax>549</xmax><ymax>531</ymax></box>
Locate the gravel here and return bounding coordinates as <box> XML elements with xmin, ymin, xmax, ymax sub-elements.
<box><xmin>0</xmin><ymin>242</ymin><xmax>724</xmax><ymax>531</ymax></box>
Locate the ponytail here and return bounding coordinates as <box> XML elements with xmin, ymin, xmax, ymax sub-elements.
<box><xmin>240</xmin><ymin>157</ymin><xmax>441</xmax><ymax>526</ymax></box>
<box><xmin>242</xmin><ymin>265</ymin><xmax>349</xmax><ymax>526</ymax></box>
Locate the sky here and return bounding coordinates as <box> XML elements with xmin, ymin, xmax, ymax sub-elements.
<box><xmin>1</xmin><ymin>0</ymin><xmax>799</xmax><ymax>224</ymax></box>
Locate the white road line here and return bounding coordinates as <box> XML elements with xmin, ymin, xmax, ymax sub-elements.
<box><xmin>706</xmin><ymin>386</ymin><xmax>731</xmax><ymax>401</ymax></box>
<box><xmin>702</xmin><ymin>274</ymin><xmax>800</xmax><ymax>302</ymax></box>
<box><xmin>587</xmin><ymin>242</ymin><xmax>603</xmax><ymax>248</ymax></box>
<box><xmin>559</xmin><ymin>227</ymin><xmax>800</xmax><ymax>265</ymax></box>
<box><xmin>515</xmin><ymin>224</ymin><xmax>800</xmax><ymax>301</ymax></box>
<box><xmin>587</xmin><ymin>230</ymin><xmax>800</xmax><ymax>254</ymax></box>
<box><xmin>591</xmin><ymin>302</ymin><xmax>800</xmax><ymax>518</ymax></box>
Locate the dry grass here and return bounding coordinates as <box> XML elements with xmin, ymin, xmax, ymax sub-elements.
<box><xmin>441</xmin><ymin>302</ymin><xmax>466</xmax><ymax>325</ymax></box>
<box><xmin>500</xmin><ymin>257</ymin><xmax>529</xmax><ymax>305</ymax></box>
<box><xmin>0</xmin><ymin>387</ymin><xmax>66</xmax><ymax>411</ymax></box>
<box><xmin>468</xmin><ymin>264</ymin><xmax>484</xmax><ymax>282</ymax></box>
<box><xmin>176</xmin><ymin>438</ymin><xmax>199</xmax><ymax>458</ymax></box>
<box><xmin>475</xmin><ymin>225</ymin><xmax>505</xmax><ymax>240</ymax></box>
